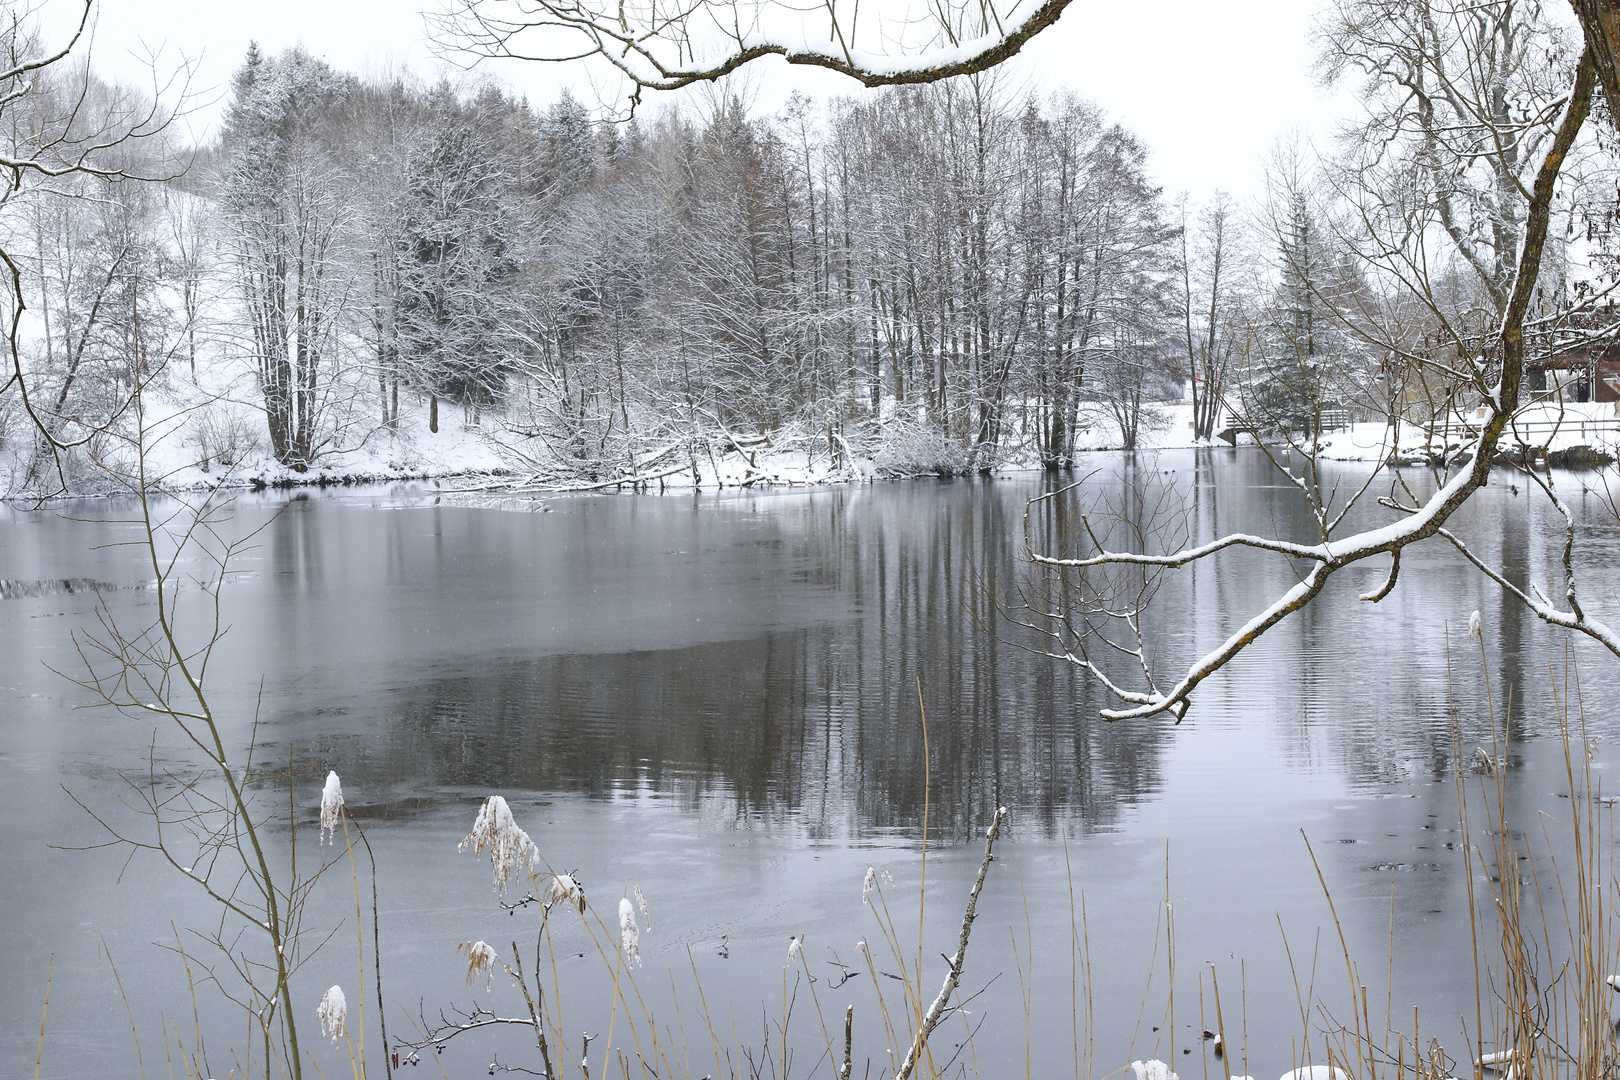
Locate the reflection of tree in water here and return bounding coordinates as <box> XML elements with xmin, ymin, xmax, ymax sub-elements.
<box><xmin>1016</xmin><ymin>449</ymin><xmax>1620</xmax><ymax>797</ymax></box>
<box><xmin>1294</xmin><ymin>468</ymin><xmax>1612</xmax><ymax>790</ymax></box>
<box><xmin>362</xmin><ymin>478</ymin><xmax>1174</xmax><ymax>844</ymax></box>
<box><xmin>306</xmin><ymin>453</ymin><xmax>1620</xmax><ymax>850</ymax></box>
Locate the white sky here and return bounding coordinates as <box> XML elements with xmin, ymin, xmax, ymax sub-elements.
<box><xmin>75</xmin><ymin>0</ymin><xmax>1346</xmax><ymax>204</ymax></box>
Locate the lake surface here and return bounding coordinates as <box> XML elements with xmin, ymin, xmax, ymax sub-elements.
<box><xmin>4</xmin><ymin>448</ymin><xmax>1620</xmax><ymax>1080</ymax></box>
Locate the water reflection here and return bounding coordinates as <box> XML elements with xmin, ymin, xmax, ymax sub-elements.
<box><xmin>269</xmin><ymin>453</ymin><xmax>1618</xmax><ymax>850</ymax></box>
<box><xmin>321</xmin><ymin>477</ymin><xmax>1172</xmax><ymax>843</ymax></box>
<box><xmin>6</xmin><ymin>450</ymin><xmax>1620</xmax><ymax>1079</ymax></box>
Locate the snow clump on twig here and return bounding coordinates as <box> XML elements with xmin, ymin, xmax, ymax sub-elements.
<box><xmin>319</xmin><ymin>771</ymin><xmax>343</xmax><ymax>845</ymax></box>
<box><xmin>619</xmin><ymin>898</ymin><xmax>641</xmax><ymax>966</ymax></box>
<box><xmin>316</xmin><ymin>984</ymin><xmax>347</xmax><ymax>1045</ymax></box>
<box><xmin>458</xmin><ymin>795</ymin><xmax>539</xmax><ymax>895</ymax></box>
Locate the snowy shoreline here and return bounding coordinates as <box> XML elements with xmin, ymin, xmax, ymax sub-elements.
<box><xmin>8</xmin><ymin>398</ymin><xmax>1619</xmax><ymax>501</ymax></box>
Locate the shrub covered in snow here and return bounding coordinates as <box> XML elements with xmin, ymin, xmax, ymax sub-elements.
<box><xmin>868</xmin><ymin>419</ymin><xmax>976</xmax><ymax>477</ymax></box>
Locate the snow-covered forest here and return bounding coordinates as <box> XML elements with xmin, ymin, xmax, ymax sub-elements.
<box><xmin>3</xmin><ymin>46</ymin><xmax>1193</xmax><ymax>491</ymax></box>
<box><xmin>4</xmin><ymin>1</ymin><xmax>1620</xmax><ymax>499</ymax></box>
<box><xmin>4</xmin><ymin>0</ymin><xmax>1606</xmax><ymax>496</ymax></box>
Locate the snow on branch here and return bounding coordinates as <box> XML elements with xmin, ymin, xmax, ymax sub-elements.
<box><xmin>1018</xmin><ymin>48</ymin><xmax>1619</xmax><ymax>722</ymax></box>
<box><xmin>434</xmin><ymin>0</ymin><xmax>1075</xmax><ymax>102</ymax></box>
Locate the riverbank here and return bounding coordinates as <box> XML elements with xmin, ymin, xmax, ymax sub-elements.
<box><xmin>4</xmin><ymin>393</ymin><xmax>1216</xmax><ymax>497</ymax></box>
<box><xmin>8</xmin><ymin>393</ymin><xmax>1619</xmax><ymax>498</ymax></box>
<box><xmin>1305</xmin><ymin>400</ymin><xmax>1620</xmax><ymax>466</ymax></box>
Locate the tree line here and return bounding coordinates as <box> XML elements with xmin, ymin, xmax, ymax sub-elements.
<box><xmin>0</xmin><ymin>43</ymin><xmax>1246</xmax><ymax>487</ymax></box>
<box><xmin>4</xmin><ymin>0</ymin><xmax>1617</xmax><ymax>491</ymax></box>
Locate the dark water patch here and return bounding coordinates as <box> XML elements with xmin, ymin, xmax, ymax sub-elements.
<box><xmin>0</xmin><ymin>577</ymin><xmax>116</xmax><ymax>599</ymax></box>
<box><xmin>344</xmin><ymin>795</ymin><xmax>442</xmax><ymax>821</ymax></box>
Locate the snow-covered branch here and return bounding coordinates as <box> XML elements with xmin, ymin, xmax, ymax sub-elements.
<box><xmin>435</xmin><ymin>0</ymin><xmax>1074</xmax><ymax>103</ymax></box>
<box><xmin>894</xmin><ymin>805</ymin><xmax>1006</xmax><ymax>1080</ymax></box>
<box><xmin>1020</xmin><ymin>44</ymin><xmax>1612</xmax><ymax>722</ymax></box>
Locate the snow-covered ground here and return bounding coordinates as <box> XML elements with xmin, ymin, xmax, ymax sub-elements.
<box><xmin>15</xmin><ymin>391</ymin><xmax>1620</xmax><ymax>499</ymax></box>
<box><xmin>1309</xmin><ymin>400</ymin><xmax>1620</xmax><ymax>465</ymax></box>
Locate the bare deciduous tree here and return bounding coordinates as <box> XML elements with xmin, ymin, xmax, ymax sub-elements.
<box><xmin>0</xmin><ymin>0</ymin><xmax>183</xmax><ymax>491</ymax></box>
<box><xmin>218</xmin><ymin>45</ymin><xmax>358</xmax><ymax>470</ymax></box>
<box><xmin>1018</xmin><ymin>5</ymin><xmax>1620</xmax><ymax>721</ymax></box>
<box><xmin>1175</xmin><ymin>192</ymin><xmax>1248</xmax><ymax>443</ymax></box>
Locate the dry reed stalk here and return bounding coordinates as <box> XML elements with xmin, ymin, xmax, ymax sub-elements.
<box><xmin>1291</xmin><ymin>645</ymin><xmax>1620</xmax><ymax>1080</ymax></box>
<box><xmin>33</xmin><ymin>953</ymin><xmax>52</xmax><ymax>1080</ymax></box>
<box><xmin>103</xmin><ymin>936</ymin><xmax>148</xmax><ymax>1080</ymax></box>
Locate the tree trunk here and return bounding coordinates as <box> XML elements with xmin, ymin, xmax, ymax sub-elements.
<box><xmin>1573</xmin><ymin>0</ymin><xmax>1620</xmax><ymax>123</ymax></box>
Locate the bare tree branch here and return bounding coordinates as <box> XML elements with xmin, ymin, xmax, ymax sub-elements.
<box><xmin>1023</xmin><ymin>44</ymin><xmax>1606</xmax><ymax>722</ymax></box>
<box><xmin>434</xmin><ymin>0</ymin><xmax>1075</xmax><ymax>107</ymax></box>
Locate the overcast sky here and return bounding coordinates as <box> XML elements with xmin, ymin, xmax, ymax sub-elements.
<box><xmin>75</xmin><ymin>0</ymin><xmax>1345</xmax><ymax>203</ymax></box>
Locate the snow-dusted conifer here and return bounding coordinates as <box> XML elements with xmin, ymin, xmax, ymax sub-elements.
<box><xmin>458</xmin><ymin>795</ymin><xmax>539</xmax><ymax>895</ymax></box>
<box><xmin>319</xmin><ymin>771</ymin><xmax>344</xmax><ymax>845</ymax></box>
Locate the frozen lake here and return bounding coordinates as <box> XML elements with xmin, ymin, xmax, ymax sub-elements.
<box><xmin>4</xmin><ymin>448</ymin><xmax>1619</xmax><ymax>1079</ymax></box>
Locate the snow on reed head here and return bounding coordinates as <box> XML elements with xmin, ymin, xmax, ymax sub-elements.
<box><xmin>633</xmin><ymin>882</ymin><xmax>650</xmax><ymax>929</ymax></box>
<box><xmin>786</xmin><ymin>934</ymin><xmax>803</xmax><ymax>963</ymax></box>
<box><xmin>861</xmin><ymin>865</ymin><xmax>892</xmax><ymax>904</ymax></box>
<box><xmin>543</xmin><ymin>871</ymin><xmax>585</xmax><ymax>912</ymax></box>
<box><xmin>316</xmin><ymin>984</ymin><xmax>347</xmax><ymax>1045</ymax></box>
<box><xmin>1468</xmin><ymin>609</ymin><xmax>1483</xmax><ymax>641</ymax></box>
<box><xmin>319</xmin><ymin>772</ymin><xmax>343</xmax><ymax>845</ymax></box>
<box><xmin>459</xmin><ymin>938</ymin><xmax>499</xmax><ymax>988</ymax></box>
<box><xmin>458</xmin><ymin>795</ymin><xmax>538</xmax><ymax>895</ymax></box>
<box><xmin>1130</xmin><ymin>1061</ymin><xmax>1177</xmax><ymax>1080</ymax></box>
<box><xmin>619</xmin><ymin>897</ymin><xmax>641</xmax><ymax>966</ymax></box>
